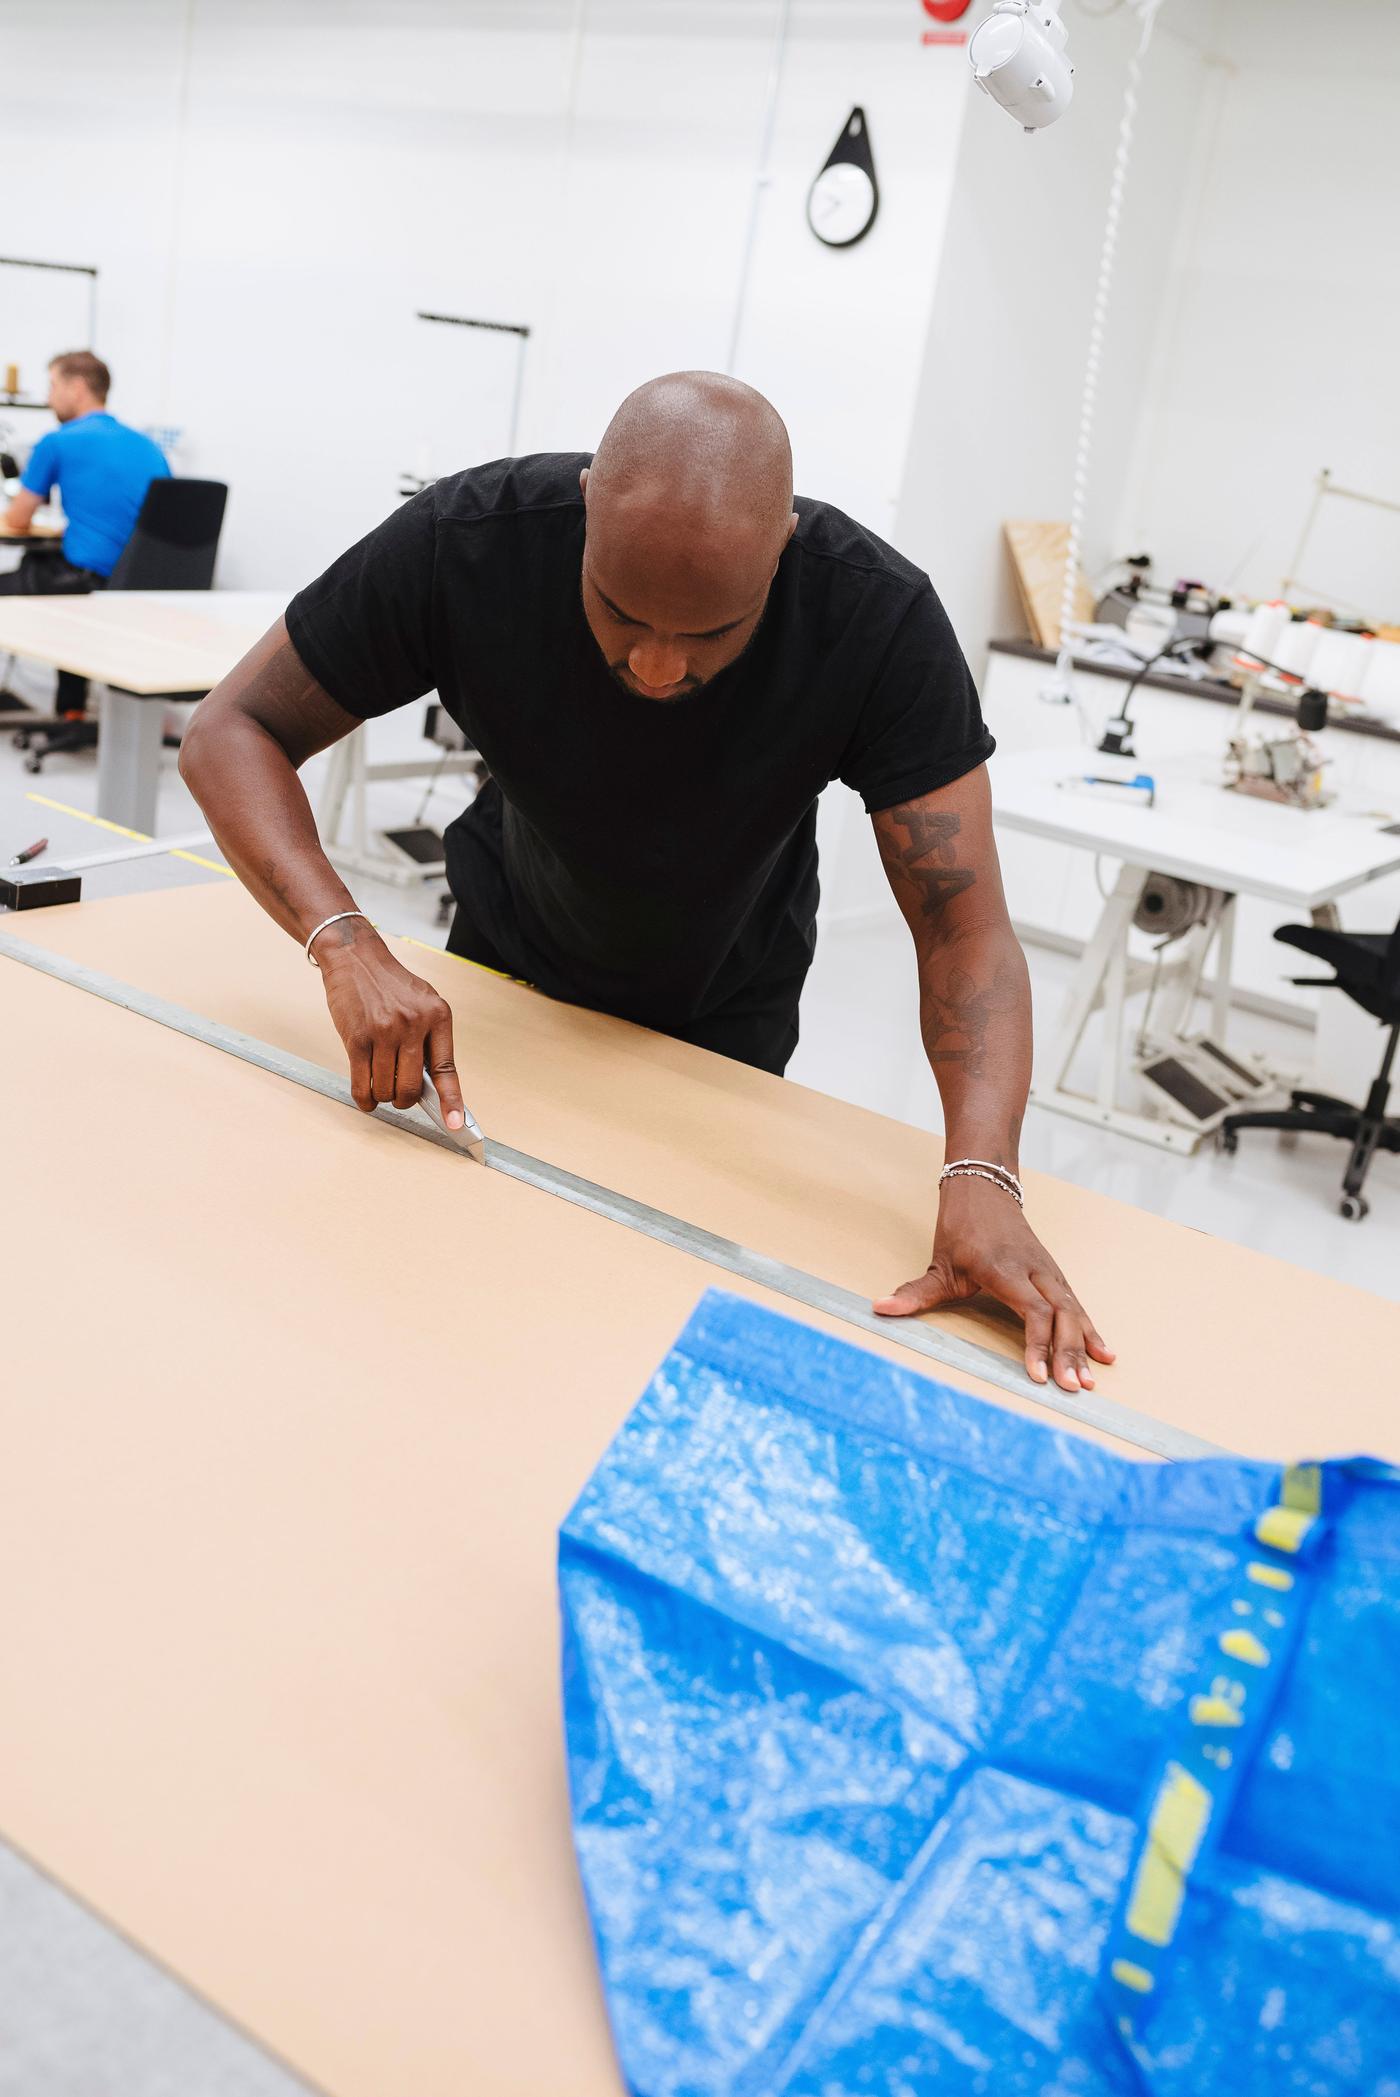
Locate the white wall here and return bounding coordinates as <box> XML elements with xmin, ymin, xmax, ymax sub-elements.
<box><xmin>892</xmin><ymin>0</ymin><xmax>1228</xmax><ymax>677</ymax></box>
<box><xmin>9</xmin><ymin>5</ymin><xmax>1392</xmax><ymax>643</ymax></box>
<box><xmin>1118</xmin><ymin>0</ymin><xmax>1400</xmax><ymax>616</ymax></box>
<box><xmin>1</xmin><ymin>0</ymin><xmax>973</xmax><ymax>590</ymax></box>
<box><xmin>1</xmin><ymin>0</ymin><xmax>194</xmax><ymax>440</ymax></box>
<box><xmin>727</xmin><ymin>6</ymin><xmax>971</xmax><ymax>540</ymax></box>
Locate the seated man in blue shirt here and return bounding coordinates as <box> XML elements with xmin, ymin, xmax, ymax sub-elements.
<box><xmin>1</xmin><ymin>350</ymin><xmax>169</xmax><ymax>711</ymax></box>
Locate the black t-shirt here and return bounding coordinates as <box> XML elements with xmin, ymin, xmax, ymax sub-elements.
<box><xmin>286</xmin><ymin>453</ymin><xmax>993</xmax><ymax>1030</ymax></box>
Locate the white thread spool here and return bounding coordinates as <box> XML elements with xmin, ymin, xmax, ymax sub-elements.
<box><xmin>1238</xmin><ymin>600</ymin><xmax>1289</xmax><ymax>672</ymax></box>
<box><xmin>1208</xmin><ymin>606</ymin><xmax>1252</xmax><ymax>653</ymax></box>
<box><xmin>1309</xmin><ymin>629</ymin><xmax>1372</xmax><ymax>702</ymax></box>
<box><xmin>1270</xmin><ymin>618</ymin><xmax>1325</xmax><ymax>682</ymax></box>
<box><xmin>1359</xmin><ymin>638</ymin><xmax>1400</xmax><ymax>724</ymax></box>
<box><xmin>1342</xmin><ymin>637</ymin><xmax>1376</xmax><ymax>704</ymax></box>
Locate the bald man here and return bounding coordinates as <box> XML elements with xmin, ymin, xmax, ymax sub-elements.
<box><xmin>182</xmin><ymin>373</ymin><xmax>1111</xmax><ymax>1394</ymax></box>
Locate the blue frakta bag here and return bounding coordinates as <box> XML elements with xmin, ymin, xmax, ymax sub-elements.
<box><xmin>558</xmin><ymin>1291</ymin><xmax>1400</xmax><ymax>2097</ymax></box>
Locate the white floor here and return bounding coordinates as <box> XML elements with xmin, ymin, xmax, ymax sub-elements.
<box><xmin>2</xmin><ymin>662</ymin><xmax>1396</xmax><ymax>1304</ymax></box>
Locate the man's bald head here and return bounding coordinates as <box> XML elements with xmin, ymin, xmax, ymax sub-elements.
<box><xmin>580</xmin><ymin>373</ymin><xmax>798</xmax><ymax>703</ymax></box>
<box><xmin>589</xmin><ymin>372</ymin><xmax>793</xmax><ymax>549</ymax></box>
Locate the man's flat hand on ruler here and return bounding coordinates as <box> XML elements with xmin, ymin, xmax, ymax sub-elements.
<box><xmin>316</xmin><ymin>915</ymin><xmax>467</xmax><ymax>1127</ymax></box>
<box><xmin>875</xmin><ymin>1174</ymin><xmax>1114</xmax><ymax>1396</ymax></box>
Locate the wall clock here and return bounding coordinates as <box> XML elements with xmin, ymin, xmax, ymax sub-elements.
<box><xmin>806</xmin><ymin>107</ymin><xmax>879</xmax><ymax>250</ymax></box>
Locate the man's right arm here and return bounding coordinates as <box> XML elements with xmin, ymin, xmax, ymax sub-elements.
<box><xmin>179</xmin><ymin>617</ymin><xmax>467</xmax><ymax>1127</ymax></box>
<box><xmin>3</xmin><ymin>488</ymin><xmax>41</xmax><ymax>533</ymax></box>
<box><xmin>10</xmin><ymin>430</ymin><xmax>57</xmax><ymax>530</ymax></box>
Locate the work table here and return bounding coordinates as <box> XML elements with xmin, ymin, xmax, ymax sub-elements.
<box><xmin>2</xmin><ymin>880</ymin><xmax>1396</xmax><ymax>2097</ymax></box>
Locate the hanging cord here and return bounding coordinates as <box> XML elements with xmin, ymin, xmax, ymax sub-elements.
<box><xmin>1134</xmin><ymin>908</ymin><xmax>1217</xmax><ymax>1059</ymax></box>
<box><xmin>1050</xmin><ymin>0</ymin><xmax>1165</xmax><ymax>699</ymax></box>
<box><xmin>1134</xmin><ymin>940</ymin><xmax>1166</xmax><ymax>1057</ymax></box>
<box><xmin>411</xmin><ymin>750</ymin><xmax>453</xmax><ymax>827</ymax></box>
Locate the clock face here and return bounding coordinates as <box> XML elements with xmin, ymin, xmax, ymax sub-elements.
<box><xmin>807</xmin><ymin>162</ymin><xmax>878</xmax><ymax>248</ymax></box>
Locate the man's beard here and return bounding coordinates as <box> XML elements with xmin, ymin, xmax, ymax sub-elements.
<box><xmin>607</xmin><ymin>660</ymin><xmax>708</xmax><ymax>704</ymax></box>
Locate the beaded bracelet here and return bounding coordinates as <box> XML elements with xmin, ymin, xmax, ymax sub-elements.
<box><xmin>939</xmin><ymin>1158</ymin><xmax>1025</xmax><ymax>1209</ymax></box>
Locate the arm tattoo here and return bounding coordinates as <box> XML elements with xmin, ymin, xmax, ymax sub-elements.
<box><xmin>875</xmin><ymin>802</ymin><xmax>976</xmax><ymax>934</ymax></box>
<box><xmin>260</xmin><ymin>857</ymin><xmax>295</xmax><ymax>915</ymax></box>
<box><xmin>921</xmin><ymin>959</ymin><xmax>1022</xmax><ymax>1082</ymax></box>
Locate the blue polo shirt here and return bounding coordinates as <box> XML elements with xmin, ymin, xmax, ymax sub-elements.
<box><xmin>21</xmin><ymin>411</ymin><xmax>170</xmax><ymax>577</ymax></box>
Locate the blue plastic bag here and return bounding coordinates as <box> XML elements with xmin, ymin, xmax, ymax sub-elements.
<box><xmin>559</xmin><ymin>1291</ymin><xmax>1400</xmax><ymax>2097</ymax></box>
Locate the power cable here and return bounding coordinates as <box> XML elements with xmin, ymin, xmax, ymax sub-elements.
<box><xmin>1052</xmin><ymin>0</ymin><xmax>1165</xmax><ymax>698</ymax></box>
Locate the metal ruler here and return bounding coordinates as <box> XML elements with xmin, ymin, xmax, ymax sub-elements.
<box><xmin>0</xmin><ymin>930</ymin><xmax>1224</xmax><ymax>1462</ymax></box>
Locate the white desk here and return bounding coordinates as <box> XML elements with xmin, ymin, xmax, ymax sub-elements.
<box><xmin>990</xmin><ymin>745</ymin><xmax>1400</xmax><ymax>1149</ymax></box>
<box><xmin>984</xmin><ymin>646</ymin><xmax>1400</xmax><ymax>1000</ymax></box>
<box><xmin>0</xmin><ymin>589</ymin><xmax>284</xmax><ymax>833</ymax></box>
<box><xmin>992</xmin><ymin>745</ymin><xmax>1400</xmax><ymax>910</ymax></box>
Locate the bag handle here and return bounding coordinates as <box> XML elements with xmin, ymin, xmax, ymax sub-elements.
<box><xmin>1103</xmin><ymin>1462</ymin><xmax>1332</xmax><ymax>2048</ymax></box>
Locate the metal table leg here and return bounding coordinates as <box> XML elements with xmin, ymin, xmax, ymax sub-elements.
<box><xmin>1032</xmin><ymin>864</ymin><xmax>1201</xmax><ymax>1152</ymax></box>
<box><xmin>319</xmin><ymin>734</ymin><xmax>352</xmax><ymax>846</ymax></box>
<box><xmin>1043</xmin><ymin>863</ymin><xmax>1147</xmax><ymax>1103</ymax></box>
<box><xmin>96</xmin><ymin>686</ymin><xmax>164</xmax><ymax>834</ymax></box>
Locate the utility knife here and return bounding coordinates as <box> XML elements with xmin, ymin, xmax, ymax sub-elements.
<box><xmin>418</xmin><ymin>1073</ymin><xmax>486</xmax><ymax>1163</ymax></box>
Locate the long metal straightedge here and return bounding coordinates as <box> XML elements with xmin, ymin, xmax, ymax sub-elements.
<box><xmin>0</xmin><ymin>932</ymin><xmax>1224</xmax><ymax>1462</ymax></box>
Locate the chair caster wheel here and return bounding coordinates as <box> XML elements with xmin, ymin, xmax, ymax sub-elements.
<box><xmin>12</xmin><ymin>729</ymin><xmax>31</xmax><ymax>750</ymax></box>
<box><xmin>1340</xmin><ymin>1195</ymin><xmax>1369</xmax><ymax>1222</ymax></box>
<box><xmin>23</xmin><ymin>754</ymin><xmax>42</xmax><ymax>775</ymax></box>
<box><xmin>1217</xmin><ymin>1127</ymin><xmax>1238</xmax><ymax>1155</ymax></box>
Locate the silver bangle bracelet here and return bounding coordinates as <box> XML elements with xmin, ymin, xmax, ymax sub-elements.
<box><xmin>305</xmin><ymin>910</ymin><xmax>369</xmax><ymax>966</ymax></box>
<box><xmin>941</xmin><ymin>1156</ymin><xmax>1023</xmax><ymax>1194</ymax></box>
<box><xmin>939</xmin><ymin>1159</ymin><xmax>1025</xmax><ymax>1208</ymax></box>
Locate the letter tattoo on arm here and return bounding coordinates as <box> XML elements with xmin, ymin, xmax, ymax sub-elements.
<box><xmin>873</xmin><ymin>790</ymin><xmax>1028</xmax><ymax>1086</ymax></box>
<box><xmin>874</xmin><ymin>803</ymin><xmax>977</xmax><ymax>934</ymax></box>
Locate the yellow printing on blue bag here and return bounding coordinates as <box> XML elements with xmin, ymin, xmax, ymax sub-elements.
<box><xmin>1124</xmin><ymin>1763</ymin><xmax>1212</xmax><ymax>1949</ymax></box>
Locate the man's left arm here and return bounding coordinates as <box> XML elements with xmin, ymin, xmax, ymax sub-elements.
<box><xmin>870</xmin><ymin>763</ymin><xmax>1114</xmax><ymax>1394</ymax></box>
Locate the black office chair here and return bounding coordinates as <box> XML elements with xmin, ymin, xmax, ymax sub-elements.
<box><xmin>17</xmin><ymin>477</ymin><xmax>228</xmax><ymax>770</ymax></box>
<box><xmin>106</xmin><ymin>476</ymin><xmax>227</xmax><ymax>591</ymax></box>
<box><xmin>1220</xmin><ymin>917</ymin><xmax>1400</xmax><ymax>1220</ymax></box>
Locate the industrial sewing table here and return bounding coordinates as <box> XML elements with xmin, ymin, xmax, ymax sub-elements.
<box><xmin>990</xmin><ymin>744</ymin><xmax>1400</xmax><ymax>1150</ymax></box>
<box><xmin>2</xmin><ymin>880</ymin><xmax>1396</xmax><ymax>2097</ymax></box>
